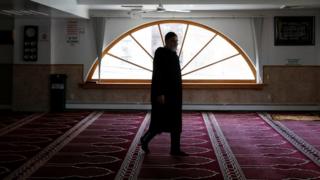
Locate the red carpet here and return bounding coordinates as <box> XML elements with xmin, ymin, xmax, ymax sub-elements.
<box><xmin>1</xmin><ymin>111</ymin><xmax>320</xmax><ymax>179</ymax></box>
<box><xmin>0</xmin><ymin>111</ymin><xmax>33</xmax><ymax>129</ymax></box>
<box><xmin>276</xmin><ymin>119</ymin><xmax>320</xmax><ymax>151</ymax></box>
<box><xmin>138</xmin><ymin>112</ymin><xmax>223</xmax><ymax>179</ymax></box>
<box><xmin>0</xmin><ymin>111</ymin><xmax>92</xmax><ymax>179</ymax></box>
<box><xmin>0</xmin><ymin>112</ymin><xmax>44</xmax><ymax>136</ymax></box>
<box><xmin>213</xmin><ymin>112</ymin><xmax>320</xmax><ymax>179</ymax></box>
<box><xmin>29</xmin><ymin>111</ymin><xmax>147</xmax><ymax>179</ymax></box>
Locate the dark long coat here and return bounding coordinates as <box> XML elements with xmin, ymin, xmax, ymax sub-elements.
<box><xmin>149</xmin><ymin>47</ymin><xmax>182</xmax><ymax>134</ymax></box>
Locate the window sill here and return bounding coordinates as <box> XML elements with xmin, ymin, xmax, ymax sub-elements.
<box><xmin>80</xmin><ymin>82</ymin><xmax>265</xmax><ymax>89</ymax></box>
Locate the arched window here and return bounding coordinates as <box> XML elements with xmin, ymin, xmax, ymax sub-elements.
<box><xmin>86</xmin><ymin>20</ymin><xmax>257</xmax><ymax>85</ymax></box>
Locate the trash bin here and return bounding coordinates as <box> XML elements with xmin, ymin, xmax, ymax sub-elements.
<box><xmin>50</xmin><ymin>74</ymin><xmax>67</xmax><ymax>112</ymax></box>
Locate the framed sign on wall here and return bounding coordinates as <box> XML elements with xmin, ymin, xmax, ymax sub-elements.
<box><xmin>23</xmin><ymin>25</ymin><xmax>38</xmax><ymax>61</ymax></box>
<box><xmin>274</xmin><ymin>16</ymin><xmax>315</xmax><ymax>46</ymax></box>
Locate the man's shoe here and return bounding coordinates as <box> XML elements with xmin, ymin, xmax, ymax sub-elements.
<box><xmin>140</xmin><ymin>138</ymin><xmax>150</xmax><ymax>154</ymax></box>
<box><xmin>170</xmin><ymin>150</ymin><xmax>189</xmax><ymax>156</ymax></box>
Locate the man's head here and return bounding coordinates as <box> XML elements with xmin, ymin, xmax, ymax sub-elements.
<box><xmin>165</xmin><ymin>32</ymin><xmax>178</xmax><ymax>52</ymax></box>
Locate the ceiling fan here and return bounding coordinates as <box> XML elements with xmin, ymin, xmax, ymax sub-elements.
<box><xmin>121</xmin><ymin>1</ymin><xmax>191</xmax><ymax>14</ymax></box>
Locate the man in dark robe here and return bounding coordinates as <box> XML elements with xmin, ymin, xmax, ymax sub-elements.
<box><xmin>140</xmin><ymin>32</ymin><xmax>188</xmax><ymax>156</ymax></box>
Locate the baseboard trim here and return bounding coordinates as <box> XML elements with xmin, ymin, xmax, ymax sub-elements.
<box><xmin>66</xmin><ymin>103</ymin><xmax>320</xmax><ymax>111</ymax></box>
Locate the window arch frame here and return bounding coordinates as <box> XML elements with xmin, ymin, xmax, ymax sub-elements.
<box><xmin>86</xmin><ymin>19</ymin><xmax>258</xmax><ymax>85</ymax></box>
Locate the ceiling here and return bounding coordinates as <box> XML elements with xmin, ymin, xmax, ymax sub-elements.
<box><xmin>0</xmin><ymin>0</ymin><xmax>80</xmax><ymax>18</ymax></box>
<box><xmin>1</xmin><ymin>0</ymin><xmax>320</xmax><ymax>19</ymax></box>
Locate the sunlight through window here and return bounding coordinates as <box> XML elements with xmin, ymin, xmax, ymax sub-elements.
<box><xmin>88</xmin><ymin>20</ymin><xmax>256</xmax><ymax>83</ymax></box>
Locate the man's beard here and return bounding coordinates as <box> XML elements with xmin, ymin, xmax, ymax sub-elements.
<box><xmin>171</xmin><ymin>47</ymin><xmax>177</xmax><ymax>52</ymax></box>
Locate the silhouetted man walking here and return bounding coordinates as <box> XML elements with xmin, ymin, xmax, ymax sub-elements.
<box><xmin>140</xmin><ymin>32</ymin><xmax>188</xmax><ymax>156</ymax></box>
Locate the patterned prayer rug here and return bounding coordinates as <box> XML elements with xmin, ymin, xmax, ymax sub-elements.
<box><xmin>28</xmin><ymin>111</ymin><xmax>147</xmax><ymax>179</ymax></box>
<box><xmin>212</xmin><ymin>112</ymin><xmax>320</xmax><ymax>179</ymax></box>
<box><xmin>0</xmin><ymin>111</ymin><xmax>92</xmax><ymax>179</ymax></box>
<box><xmin>2</xmin><ymin>111</ymin><xmax>320</xmax><ymax>179</ymax></box>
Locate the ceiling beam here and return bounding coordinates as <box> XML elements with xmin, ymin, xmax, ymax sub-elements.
<box><xmin>31</xmin><ymin>0</ymin><xmax>89</xmax><ymax>19</ymax></box>
<box><xmin>77</xmin><ymin>0</ymin><xmax>320</xmax><ymax>6</ymax></box>
<box><xmin>29</xmin><ymin>0</ymin><xmax>320</xmax><ymax>19</ymax></box>
<box><xmin>90</xmin><ymin>9</ymin><xmax>320</xmax><ymax>18</ymax></box>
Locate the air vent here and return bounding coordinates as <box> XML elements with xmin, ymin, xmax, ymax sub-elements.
<box><xmin>0</xmin><ymin>9</ymin><xmax>49</xmax><ymax>16</ymax></box>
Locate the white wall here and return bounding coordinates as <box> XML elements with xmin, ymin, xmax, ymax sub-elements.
<box><xmin>261</xmin><ymin>17</ymin><xmax>319</xmax><ymax>65</ymax></box>
<box><xmin>50</xmin><ymin>18</ymin><xmax>96</xmax><ymax>69</ymax></box>
<box><xmin>13</xmin><ymin>10</ymin><xmax>320</xmax><ymax>80</ymax></box>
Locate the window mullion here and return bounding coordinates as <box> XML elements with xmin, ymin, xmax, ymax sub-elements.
<box><xmin>181</xmin><ymin>34</ymin><xmax>218</xmax><ymax>71</ymax></box>
<box><xmin>158</xmin><ymin>24</ymin><xmax>165</xmax><ymax>47</ymax></box>
<box><xmin>107</xmin><ymin>53</ymin><xmax>152</xmax><ymax>72</ymax></box>
<box><xmin>178</xmin><ymin>24</ymin><xmax>189</xmax><ymax>58</ymax></box>
<box><xmin>129</xmin><ymin>34</ymin><xmax>154</xmax><ymax>61</ymax></box>
<box><xmin>182</xmin><ymin>53</ymin><xmax>240</xmax><ymax>76</ymax></box>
